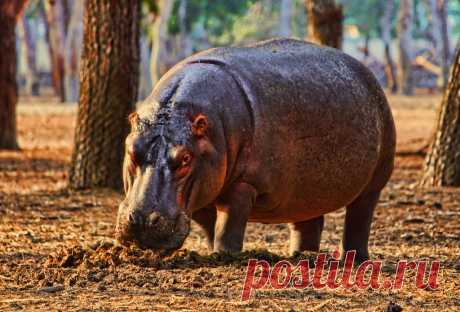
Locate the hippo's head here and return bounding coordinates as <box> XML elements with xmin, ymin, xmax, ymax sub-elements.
<box><xmin>116</xmin><ymin>102</ymin><xmax>226</xmax><ymax>252</ymax></box>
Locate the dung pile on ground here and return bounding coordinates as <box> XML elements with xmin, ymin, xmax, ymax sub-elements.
<box><xmin>46</xmin><ymin>240</ymin><xmax>166</xmax><ymax>269</ymax></box>
<box><xmin>45</xmin><ymin>240</ymin><xmax>317</xmax><ymax>270</ymax></box>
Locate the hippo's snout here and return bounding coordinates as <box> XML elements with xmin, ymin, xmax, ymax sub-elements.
<box><xmin>116</xmin><ymin>203</ymin><xmax>191</xmax><ymax>251</ymax></box>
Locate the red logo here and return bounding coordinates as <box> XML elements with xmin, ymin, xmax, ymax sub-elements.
<box><xmin>241</xmin><ymin>251</ymin><xmax>440</xmax><ymax>301</ymax></box>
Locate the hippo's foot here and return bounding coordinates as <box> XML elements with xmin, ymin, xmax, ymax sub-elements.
<box><xmin>213</xmin><ymin>182</ymin><xmax>256</xmax><ymax>253</ymax></box>
<box><xmin>341</xmin><ymin>190</ymin><xmax>381</xmax><ymax>264</ymax></box>
<box><xmin>288</xmin><ymin>216</ymin><xmax>324</xmax><ymax>256</ymax></box>
<box><xmin>192</xmin><ymin>205</ymin><xmax>217</xmax><ymax>251</ymax></box>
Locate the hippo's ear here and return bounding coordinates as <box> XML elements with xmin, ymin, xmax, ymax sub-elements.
<box><xmin>191</xmin><ymin>114</ymin><xmax>208</xmax><ymax>137</ymax></box>
<box><xmin>128</xmin><ymin>112</ymin><xmax>139</xmax><ymax>131</ymax></box>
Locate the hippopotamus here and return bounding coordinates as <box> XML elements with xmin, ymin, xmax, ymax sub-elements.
<box><xmin>116</xmin><ymin>38</ymin><xmax>396</xmax><ymax>261</ymax></box>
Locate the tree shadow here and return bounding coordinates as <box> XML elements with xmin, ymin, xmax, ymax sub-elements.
<box><xmin>0</xmin><ymin>156</ymin><xmax>68</xmax><ymax>173</ymax></box>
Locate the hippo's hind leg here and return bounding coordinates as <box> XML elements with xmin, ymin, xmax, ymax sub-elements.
<box><xmin>342</xmin><ymin>190</ymin><xmax>380</xmax><ymax>263</ymax></box>
<box><xmin>192</xmin><ymin>205</ymin><xmax>216</xmax><ymax>251</ymax></box>
<box><xmin>289</xmin><ymin>216</ymin><xmax>324</xmax><ymax>255</ymax></box>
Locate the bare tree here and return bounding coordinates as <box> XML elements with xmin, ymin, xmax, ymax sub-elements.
<box><xmin>138</xmin><ymin>34</ymin><xmax>153</xmax><ymax>100</ymax></box>
<box><xmin>0</xmin><ymin>0</ymin><xmax>28</xmax><ymax>149</ymax></box>
<box><xmin>280</xmin><ymin>0</ymin><xmax>292</xmax><ymax>37</ymax></box>
<box><xmin>39</xmin><ymin>3</ymin><xmax>53</xmax><ymax>79</ymax></box>
<box><xmin>438</xmin><ymin>0</ymin><xmax>451</xmax><ymax>87</ymax></box>
<box><xmin>380</xmin><ymin>0</ymin><xmax>398</xmax><ymax>93</ymax></box>
<box><xmin>151</xmin><ymin>0</ymin><xmax>174</xmax><ymax>86</ymax></box>
<box><xmin>69</xmin><ymin>0</ymin><xmax>140</xmax><ymax>189</ymax></box>
<box><xmin>178</xmin><ymin>0</ymin><xmax>192</xmax><ymax>60</ymax></box>
<box><xmin>305</xmin><ymin>0</ymin><xmax>343</xmax><ymax>49</ymax></box>
<box><xmin>398</xmin><ymin>0</ymin><xmax>414</xmax><ymax>95</ymax></box>
<box><xmin>63</xmin><ymin>0</ymin><xmax>84</xmax><ymax>102</ymax></box>
<box><xmin>421</xmin><ymin>44</ymin><xmax>460</xmax><ymax>187</ymax></box>
<box><xmin>427</xmin><ymin>0</ymin><xmax>442</xmax><ymax>61</ymax></box>
<box><xmin>18</xmin><ymin>15</ymin><xmax>40</xmax><ymax>96</ymax></box>
<box><xmin>426</xmin><ymin>0</ymin><xmax>451</xmax><ymax>88</ymax></box>
<box><xmin>44</xmin><ymin>0</ymin><xmax>66</xmax><ymax>102</ymax></box>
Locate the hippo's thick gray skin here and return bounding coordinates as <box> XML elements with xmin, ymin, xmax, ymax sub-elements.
<box><xmin>116</xmin><ymin>38</ymin><xmax>396</xmax><ymax>261</ymax></box>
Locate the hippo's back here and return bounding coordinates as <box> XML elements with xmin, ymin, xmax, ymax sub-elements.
<box><xmin>186</xmin><ymin>38</ymin><xmax>385</xmax><ymax>134</ymax></box>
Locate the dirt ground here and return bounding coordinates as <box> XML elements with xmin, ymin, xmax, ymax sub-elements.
<box><xmin>1</xmin><ymin>94</ymin><xmax>459</xmax><ymax>311</ymax></box>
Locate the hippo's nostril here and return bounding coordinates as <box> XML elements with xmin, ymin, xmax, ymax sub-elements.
<box><xmin>128</xmin><ymin>211</ymin><xmax>145</xmax><ymax>228</ymax></box>
<box><xmin>148</xmin><ymin>212</ymin><xmax>160</xmax><ymax>227</ymax></box>
<box><xmin>128</xmin><ymin>211</ymin><xmax>136</xmax><ymax>224</ymax></box>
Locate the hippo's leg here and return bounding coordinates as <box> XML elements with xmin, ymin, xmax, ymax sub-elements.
<box><xmin>288</xmin><ymin>216</ymin><xmax>324</xmax><ymax>255</ymax></box>
<box><xmin>192</xmin><ymin>205</ymin><xmax>216</xmax><ymax>251</ymax></box>
<box><xmin>213</xmin><ymin>183</ymin><xmax>256</xmax><ymax>253</ymax></box>
<box><xmin>342</xmin><ymin>190</ymin><xmax>380</xmax><ymax>263</ymax></box>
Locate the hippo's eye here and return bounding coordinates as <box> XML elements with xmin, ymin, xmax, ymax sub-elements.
<box><xmin>172</xmin><ymin>151</ymin><xmax>192</xmax><ymax>179</ymax></box>
<box><xmin>181</xmin><ymin>153</ymin><xmax>192</xmax><ymax>167</ymax></box>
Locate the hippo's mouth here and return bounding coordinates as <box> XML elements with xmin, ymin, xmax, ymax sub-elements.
<box><xmin>116</xmin><ymin>209</ymin><xmax>191</xmax><ymax>252</ymax></box>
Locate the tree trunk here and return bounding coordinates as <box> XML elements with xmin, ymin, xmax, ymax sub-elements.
<box><xmin>426</xmin><ymin>0</ymin><xmax>444</xmax><ymax>88</ymax></box>
<box><xmin>305</xmin><ymin>0</ymin><xmax>343</xmax><ymax>49</ymax></box>
<box><xmin>151</xmin><ymin>0</ymin><xmax>173</xmax><ymax>86</ymax></box>
<box><xmin>438</xmin><ymin>0</ymin><xmax>450</xmax><ymax>88</ymax></box>
<box><xmin>138</xmin><ymin>34</ymin><xmax>153</xmax><ymax>100</ymax></box>
<box><xmin>0</xmin><ymin>0</ymin><xmax>28</xmax><ymax>150</ymax></box>
<box><xmin>397</xmin><ymin>0</ymin><xmax>414</xmax><ymax>95</ymax></box>
<box><xmin>178</xmin><ymin>0</ymin><xmax>192</xmax><ymax>60</ymax></box>
<box><xmin>427</xmin><ymin>0</ymin><xmax>442</xmax><ymax>60</ymax></box>
<box><xmin>18</xmin><ymin>15</ymin><xmax>40</xmax><ymax>96</ymax></box>
<box><xmin>63</xmin><ymin>0</ymin><xmax>84</xmax><ymax>102</ymax></box>
<box><xmin>421</xmin><ymin>44</ymin><xmax>460</xmax><ymax>186</ymax></box>
<box><xmin>380</xmin><ymin>0</ymin><xmax>398</xmax><ymax>93</ymax></box>
<box><xmin>39</xmin><ymin>2</ymin><xmax>54</xmax><ymax>83</ymax></box>
<box><xmin>62</xmin><ymin>0</ymin><xmax>71</xmax><ymax>35</ymax></box>
<box><xmin>69</xmin><ymin>0</ymin><xmax>140</xmax><ymax>190</ymax></box>
<box><xmin>44</xmin><ymin>0</ymin><xmax>66</xmax><ymax>102</ymax></box>
<box><xmin>280</xmin><ymin>0</ymin><xmax>292</xmax><ymax>37</ymax></box>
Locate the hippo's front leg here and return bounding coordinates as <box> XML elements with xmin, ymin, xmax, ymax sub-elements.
<box><xmin>214</xmin><ymin>182</ymin><xmax>256</xmax><ymax>252</ymax></box>
<box><xmin>192</xmin><ymin>205</ymin><xmax>217</xmax><ymax>251</ymax></box>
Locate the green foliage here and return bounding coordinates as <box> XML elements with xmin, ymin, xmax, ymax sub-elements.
<box><xmin>164</xmin><ymin>0</ymin><xmax>307</xmax><ymax>48</ymax></box>
<box><xmin>168</xmin><ymin>0</ymin><xmax>257</xmax><ymax>40</ymax></box>
<box><xmin>291</xmin><ymin>0</ymin><xmax>307</xmax><ymax>39</ymax></box>
<box><xmin>341</xmin><ymin>0</ymin><xmax>460</xmax><ymax>40</ymax></box>
<box><xmin>25</xmin><ymin>0</ymin><xmax>44</xmax><ymax>18</ymax></box>
<box><xmin>217</xmin><ymin>1</ymin><xmax>278</xmax><ymax>45</ymax></box>
<box><xmin>448</xmin><ymin>0</ymin><xmax>460</xmax><ymax>36</ymax></box>
<box><xmin>142</xmin><ymin>0</ymin><xmax>159</xmax><ymax>17</ymax></box>
<box><xmin>221</xmin><ymin>0</ymin><xmax>307</xmax><ymax>45</ymax></box>
<box><xmin>341</xmin><ymin>0</ymin><xmax>388</xmax><ymax>38</ymax></box>
<box><xmin>140</xmin><ymin>0</ymin><xmax>159</xmax><ymax>39</ymax></box>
